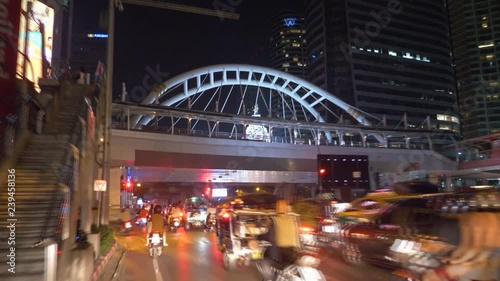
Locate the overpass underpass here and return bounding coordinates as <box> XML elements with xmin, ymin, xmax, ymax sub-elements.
<box><xmin>107</xmin><ymin>127</ymin><xmax>458</xmax><ymax>206</ymax></box>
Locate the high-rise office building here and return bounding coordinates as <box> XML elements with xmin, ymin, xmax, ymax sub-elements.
<box><xmin>269</xmin><ymin>10</ymin><xmax>307</xmax><ymax>77</ymax></box>
<box><xmin>448</xmin><ymin>0</ymin><xmax>500</xmax><ymax>139</ymax></box>
<box><xmin>70</xmin><ymin>33</ymin><xmax>107</xmax><ymax>80</ymax></box>
<box><xmin>269</xmin><ymin>10</ymin><xmax>307</xmax><ymax>122</ymax></box>
<box><xmin>305</xmin><ymin>0</ymin><xmax>459</xmax><ymax>131</ymax></box>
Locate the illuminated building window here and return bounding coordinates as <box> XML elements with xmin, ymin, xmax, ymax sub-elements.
<box><xmin>422</xmin><ymin>57</ymin><xmax>430</xmax><ymax>62</ymax></box>
<box><xmin>293</xmin><ymin>57</ymin><xmax>298</xmax><ymax>61</ymax></box>
<box><xmin>285</xmin><ymin>54</ymin><xmax>289</xmax><ymax>57</ymax></box>
<box><xmin>282</xmin><ymin>63</ymin><xmax>290</xmax><ymax>67</ymax></box>
<box><xmin>482</xmin><ymin>23</ymin><xmax>488</xmax><ymax>28</ymax></box>
<box><xmin>439</xmin><ymin>125</ymin><xmax>451</xmax><ymax>130</ymax></box>
<box><xmin>403</xmin><ymin>52</ymin><xmax>413</xmax><ymax>59</ymax></box>
<box><xmin>479</xmin><ymin>42</ymin><xmax>494</xmax><ymax>48</ymax></box>
<box><xmin>486</xmin><ymin>54</ymin><xmax>495</xmax><ymax>60</ymax></box>
<box><xmin>292</xmin><ymin>43</ymin><xmax>301</xmax><ymax>47</ymax></box>
<box><xmin>389</xmin><ymin>50</ymin><xmax>397</xmax><ymax>56</ymax></box>
<box><xmin>437</xmin><ymin>114</ymin><xmax>460</xmax><ymax>123</ymax></box>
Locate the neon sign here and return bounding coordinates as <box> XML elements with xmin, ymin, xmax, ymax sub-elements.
<box><xmin>87</xmin><ymin>33</ymin><xmax>108</xmax><ymax>38</ymax></box>
<box><xmin>284</xmin><ymin>18</ymin><xmax>296</xmax><ymax>27</ymax></box>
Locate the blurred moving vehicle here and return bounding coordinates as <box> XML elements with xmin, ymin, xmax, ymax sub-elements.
<box><xmin>184</xmin><ymin>197</ymin><xmax>209</xmax><ymax>230</ymax></box>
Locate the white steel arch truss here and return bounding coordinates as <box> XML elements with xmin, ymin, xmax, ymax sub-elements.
<box><xmin>131</xmin><ymin>64</ymin><xmax>383</xmax><ymax>143</ymax></box>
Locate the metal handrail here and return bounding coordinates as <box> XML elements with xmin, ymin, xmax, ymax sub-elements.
<box><xmin>36</xmin><ymin>98</ymin><xmax>87</xmax><ymax>246</ymax></box>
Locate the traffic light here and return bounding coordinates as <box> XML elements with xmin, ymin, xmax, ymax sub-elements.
<box><xmin>121</xmin><ymin>180</ymin><xmax>132</xmax><ymax>191</ymax></box>
<box><xmin>319</xmin><ymin>168</ymin><xmax>326</xmax><ymax>175</ymax></box>
<box><xmin>205</xmin><ymin>187</ymin><xmax>211</xmax><ymax>197</ymax></box>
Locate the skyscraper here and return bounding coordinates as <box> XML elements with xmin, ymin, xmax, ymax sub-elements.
<box><xmin>448</xmin><ymin>0</ymin><xmax>500</xmax><ymax>139</ymax></box>
<box><xmin>269</xmin><ymin>10</ymin><xmax>307</xmax><ymax>121</ymax></box>
<box><xmin>305</xmin><ymin>0</ymin><xmax>459</xmax><ymax>131</ymax></box>
<box><xmin>269</xmin><ymin>10</ymin><xmax>307</xmax><ymax>78</ymax></box>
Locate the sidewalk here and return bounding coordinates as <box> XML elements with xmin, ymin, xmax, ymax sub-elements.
<box><xmin>96</xmin><ymin>245</ymin><xmax>125</xmax><ymax>281</ymax></box>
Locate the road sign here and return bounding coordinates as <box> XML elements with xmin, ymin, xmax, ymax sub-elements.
<box><xmin>94</xmin><ymin>180</ymin><xmax>107</xmax><ymax>191</ymax></box>
<box><xmin>353</xmin><ymin>171</ymin><xmax>361</xmax><ymax>179</ymax></box>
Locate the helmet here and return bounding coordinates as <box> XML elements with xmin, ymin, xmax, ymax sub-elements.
<box><xmin>154</xmin><ymin>205</ymin><xmax>163</xmax><ymax>214</ymax></box>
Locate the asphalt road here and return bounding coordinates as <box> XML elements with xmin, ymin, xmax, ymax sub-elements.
<box><xmin>104</xmin><ymin>225</ymin><xmax>405</xmax><ymax>281</ymax></box>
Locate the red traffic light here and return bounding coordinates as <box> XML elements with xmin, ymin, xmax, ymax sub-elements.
<box><xmin>126</xmin><ymin>182</ymin><xmax>132</xmax><ymax>188</ymax></box>
<box><xmin>205</xmin><ymin>187</ymin><xmax>211</xmax><ymax>196</ymax></box>
<box><xmin>319</xmin><ymin>168</ymin><xmax>326</xmax><ymax>175</ymax></box>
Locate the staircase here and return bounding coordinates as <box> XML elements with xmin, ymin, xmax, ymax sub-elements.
<box><xmin>0</xmin><ymin>91</ymin><xmax>87</xmax><ymax>281</ymax></box>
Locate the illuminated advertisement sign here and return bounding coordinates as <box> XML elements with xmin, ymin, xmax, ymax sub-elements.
<box><xmin>87</xmin><ymin>33</ymin><xmax>108</xmax><ymax>38</ymax></box>
<box><xmin>212</xmin><ymin>188</ymin><xmax>228</xmax><ymax>197</ymax></box>
<box><xmin>284</xmin><ymin>17</ymin><xmax>296</xmax><ymax>27</ymax></box>
<box><xmin>0</xmin><ymin>0</ymin><xmax>22</xmax><ymax>119</ymax></box>
<box><xmin>17</xmin><ymin>0</ymin><xmax>54</xmax><ymax>91</ymax></box>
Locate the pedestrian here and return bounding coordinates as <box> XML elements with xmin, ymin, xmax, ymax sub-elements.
<box><xmin>76</xmin><ymin>66</ymin><xmax>85</xmax><ymax>84</ymax></box>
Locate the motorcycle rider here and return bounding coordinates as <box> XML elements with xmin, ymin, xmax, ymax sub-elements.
<box><xmin>205</xmin><ymin>203</ymin><xmax>217</xmax><ymax>231</ymax></box>
<box><xmin>146</xmin><ymin>205</ymin><xmax>168</xmax><ymax>247</ymax></box>
<box><xmin>120</xmin><ymin>208</ymin><xmax>132</xmax><ymax>231</ymax></box>
<box><xmin>137</xmin><ymin>206</ymin><xmax>148</xmax><ymax>224</ymax></box>
<box><xmin>168</xmin><ymin>203</ymin><xmax>183</xmax><ymax>225</ymax></box>
<box><xmin>258</xmin><ymin>200</ymin><xmax>302</xmax><ymax>280</ymax></box>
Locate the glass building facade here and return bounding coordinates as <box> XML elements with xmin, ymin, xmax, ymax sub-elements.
<box><xmin>448</xmin><ymin>0</ymin><xmax>500</xmax><ymax>138</ymax></box>
<box><xmin>305</xmin><ymin>0</ymin><xmax>459</xmax><ymax>130</ymax></box>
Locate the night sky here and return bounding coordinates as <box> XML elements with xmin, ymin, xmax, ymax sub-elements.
<box><xmin>73</xmin><ymin>0</ymin><xmax>304</xmax><ymax>99</ymax></box>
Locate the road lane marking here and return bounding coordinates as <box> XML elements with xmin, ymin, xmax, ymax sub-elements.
<box><xmin>153</xmin><ymin>258</ymin><xmax>164</xmax><ymax>281</ymax></box>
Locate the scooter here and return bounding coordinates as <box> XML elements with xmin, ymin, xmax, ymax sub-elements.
<box><xmin>255</xmin><ymin>241</ymin><xmax>327</xmax><ymax>281</ymax></box>
<box><xmin>136</xmin><ymin>217</ymin><xmax>147</xmax><ymax>227</ymax></box>
<box><xmin>168</xmin><ymin>217</ymin><xmax>182</xmax><ymax>233</ymax></box>
<box><xmin>121</xmin><ymin>221</ymin><xmax>133</xmax><ymax>235</ymax></box>
<box><xmin>148</xmin><ymin>231</ymin><xmax>164</xmax><ymax>259</ymax></box>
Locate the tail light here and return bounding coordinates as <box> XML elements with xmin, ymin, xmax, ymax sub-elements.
<box><xmin>299</xmin><ymin>226</ymin><xmax>314</xmax><ymax>233</ymax></box>
<box><xmin>322</xmin><ymin>219</ymin><xmax>333</xmax><ymax>224</ymax></box>
<box><xmin>222</xmin><ymin>213</ymin><xmax>230</xmax><ymax>218</ymax></box>
<box><xmin>125</xmin><ymin>222</ymin><xmax>132</xmax><ymax>228</ymax></box>
<box><xmin>150</xmin><ymin>232</ymin><xmax>161</xmax><ymax>244</ymax></box>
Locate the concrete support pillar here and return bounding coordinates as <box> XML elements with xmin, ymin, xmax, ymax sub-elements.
<box><xmin>338</xmin><ymin>132</ymin><xmax>345</xmax><ymax>146</ymax></box>
<box><xmin>108</xmin><ymin>167</ymin><xmax>122</xmax><ymax>221</ymax></box>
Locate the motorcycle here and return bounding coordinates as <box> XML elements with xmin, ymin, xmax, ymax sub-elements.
<box><xmin>148</xmin><ymin>231</ymin><xmax>164</xmax><ymax>259</ymax></box>
<box><xmin>255</xmin><ymin>241</ymin><xmax>327</xmax><ymax>281</ymax></box>
<box><xmin>121</xmin><ymin>221</ymin><xmax>132</xmax><ymax>235</ymax></box>
<box><xmin>136</xmin><ymin>217</ymin><xmax>147</xmax><ymax>227</ymax></box>
<box><xmin>168</xmin><ymin>217</ymin><xmax>182</xmax><ymax>233</ymax></box>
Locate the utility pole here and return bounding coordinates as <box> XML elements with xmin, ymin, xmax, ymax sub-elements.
<box><xmin>100</xmin><ymin>0</ymin><xmax>115</xmax><ymax>225</ymax></box>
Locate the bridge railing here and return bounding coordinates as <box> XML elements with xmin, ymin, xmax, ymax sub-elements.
<box><xmin>111</xmin><ymin>121</ymin><xmax>438</xmax><ymax>150</ymax></box>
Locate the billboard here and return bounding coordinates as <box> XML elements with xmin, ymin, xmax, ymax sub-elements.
<box><xmin>0</xmin><ymin>0</ymin><xmax>23</xmax><ymax>120</ymax></box>
<box><xmin>17</xmin><ymin>0</ymin><xmax>54</xmax><ymax>91</ymax></box>
<box><xmin>212</xmin><ymin>188</ymin><xmax>228</xmax><ymax>198</ymax></box>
